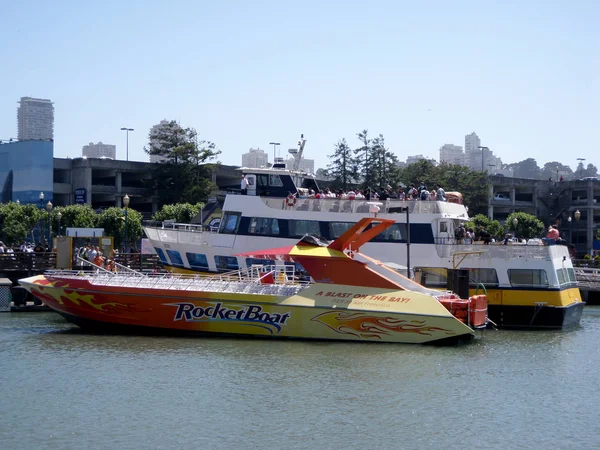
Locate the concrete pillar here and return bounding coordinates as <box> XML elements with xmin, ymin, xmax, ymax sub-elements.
<box><xmin>115</xmin><ymin>172</ymin><xmax>122</xmax><ymax>207</ymax></box>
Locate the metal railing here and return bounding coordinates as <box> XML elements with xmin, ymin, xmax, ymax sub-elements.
<box><xmin>47</xmin><ymin>264</ymin><xmax>310</xmax><ymax>297</ymax></box>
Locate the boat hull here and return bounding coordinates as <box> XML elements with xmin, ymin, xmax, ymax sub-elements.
<box><xmin>20</xmin><ymin>275</ymin><xmax>476</xmax><ymax>345</ymax></box>
<box><xmin>488</xmin><ymin>301</ymin><xmax>584</xmax><ymax>330</ymax></box>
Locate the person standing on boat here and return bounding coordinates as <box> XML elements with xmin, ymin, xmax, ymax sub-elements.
<box><xmin>240</xmin><ymin>174</ymin><xmax>249</xmax><ymax>195</ymax></box>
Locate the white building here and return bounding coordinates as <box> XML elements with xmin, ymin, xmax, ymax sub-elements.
<box><xmin>464</xmin><ymin>132</ymin><xmax>483</xmax><ymax>170</ymax></box>
<box><xmin>439</xmin><ymin>144</ymin><xmax>464</xmax><ymax>165</ymax></box>
<box><xmin>82</xmin><ymin>142</ymin><xmax>116</xmax><ymax>159</ymax></box>
<box><xmin>17</xmin><ymin>97</ymin><xmax>54</xmax><ymax>141</ymax></box>
<box><xmin>284</xmin><ymin>157</ymin><xmax>315</xmax><ymax>174</ymax></box>
<box><xmin>242</xmin><ymin>148</ymin><xmax>269</xmax><ymax>168</ymax></box>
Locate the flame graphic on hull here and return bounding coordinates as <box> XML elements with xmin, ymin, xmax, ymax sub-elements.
<box><xmin>30</xmin><ymin>278</ymin><xmax>148</xmax><ymax>313</ymax></box>
<box><xmin>312</xmin><ymin>311</ymin><xmax>455</xmax><ymax>340</ymax></box>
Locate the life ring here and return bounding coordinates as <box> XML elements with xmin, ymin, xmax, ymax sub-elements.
<box><xmin>285</xmin><ymin>194</ymin><xmax>297</xmax><ymax>207</ymax></box>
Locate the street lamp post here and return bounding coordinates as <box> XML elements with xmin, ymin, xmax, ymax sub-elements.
<box><xmin>46</xmin><ymin>201</ymin><xmax>53</xmax><ymax>246</ymax></box>
<box><xmin>269</xmin><ymin>142</ymin><xmax>280</xmax><ymax>164</ymax></box>
<box><xmin>57</xmin><ymin>211</ymin><xmax>62</xmax><ymax>237</ymax></box>
<box><xmin>121</xmin><ymin>127</ymin><xmax>134</xmax><ymax>161</ymax></box>
<box><xmin>406</xmin><ymin>203</ymin><xmax>411</xmax><ymax>279</ymax></box>
<box><xmin>38</xmin><ymin>192</ymin><xmax>44</xmax><ymax>243</ymax></box>
<box><xmin>512</xmin><ymin>217</ymin><xmax>518</xmax><ymax>240</ymax></box>
<box><xmin>123</xmin><ymin>194</ymin><xmax>130</xmax><ymax>253</ymax></box>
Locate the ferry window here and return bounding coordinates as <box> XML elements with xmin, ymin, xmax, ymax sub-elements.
<box><xmin>166</xmin><ymin>250</ymin><xmax>184</xmax><ymax>267</ymax></box>
<box><xmin>439</xmin><ymin>222</ymin><xmax>448</xmax><ymax>233</ymax></box>
<box><xmin>508</xmin><ymin>269</ymin><xmax>548</xmax><ymax>287</ymax></box>
<box><xmin>269</xmin><ymin>174</ymin><xmax>283</xmax><ymax>187</ymax></box>
<box><xmin>567</xmin><ymin>268</ymin><xmax>576</xmax><ymax>283</ymax></box>
<box><xmin>289</xmin><ymin>219</ymin><xmax>320</xmax><ymax>237</ymax></box>
<box><xmin>220</xmin><ymin>213</ymin><xmax>240</xmax><ymax>234</ymax></box>
<box><xmin>248</xmin><ymin>217</ymin><xmax>280</xmax><ymax>236</ymax></box>
<box><xmin>556</xmin><ymin>268</ymin><xmax>566</xmax><ymax>284</ymax></box>
<box><xmin>186</xmin><ymin>252</ymin><xmax>209</xmax><ymax>270</ymax></box>
<box><xmin>246</xmin><ymin>258</ymin><xmax>275</xmax><ymax>268</ymax></box>
<box><xmin>215</xmin><ymin>255</ymin><xmax>239</xmax><ymax>271</ymax></box>
<box><xmin>416</xmin><ymin>267</ymin><xmax>447</xmax><ymax>287</ymax></box>
<box><xmin>257</xmin><ymin>175</ymin><xmax>269</xmax><ymax>187</ymax></box>
<box><xmin>154</xmin><ymin>248</ymin><xmax>168</xmax><ymax>264</ymax></box>
<box><xmin>468</xmin><ymin>268</ymin><xmax>499</xmax><ymax>287</ymax></box>
<box><xmin>371</xmin><ymin>223</ymin><xmax>405</xmax><ymax>242</ymax></box>
<box><xmin>329</xmin><ymin>222</ymin><xmax>355</xmax><ymax>238</ymax></box>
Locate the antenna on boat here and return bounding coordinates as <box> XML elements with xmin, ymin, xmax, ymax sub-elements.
<box><xmin>288</xmin><ymin>134</ymin><xmax>306</xmax><ymax>172</ymax></box>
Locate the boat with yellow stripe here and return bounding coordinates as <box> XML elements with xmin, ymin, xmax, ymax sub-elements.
<box><xmin>18</xmin><ymin>219</ymin><xmax>488</xmax><ymax>345</ymax></box>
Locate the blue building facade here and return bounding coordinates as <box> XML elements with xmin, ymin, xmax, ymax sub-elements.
<box><xmin>0</xmin><ymin>140</ymin><xmax>53</xmax><ymax>205</ymax></box>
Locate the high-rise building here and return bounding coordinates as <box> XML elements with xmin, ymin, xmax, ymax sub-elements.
<box><xmin>439</xmin><ymin>144</ymin><xmax>464</xmax><ymax>166</ymax></box>
<box><xmin>284</xmin><ymin>157</ymin><xmax>315</xmax><ymax>173</ymax></box>
<box><xmin>242</xmin><ymin>148</ymin><xmax>269</xmax><ymax>168</ymax></box>
<box><xmin>464</xmin><ymin>132</ymin><xmax>482</xmax><ymax>170</ymax></box>
<box><xmin>82</xmin><ymin>142</ymin><xmax>116</xmax><ymax>159</ymax></box>
<box><xmin>17</xmin><ymin>97</ymin><xmax>54</xmax><ymax>141</ymax></box>
<box><xmin>464</xmin><ymin>132</ymin><xmax>480</xmax><ymax>154</ymax></box>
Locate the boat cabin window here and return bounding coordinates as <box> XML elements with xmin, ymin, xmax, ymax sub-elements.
<box><xmin>508</xmin><ymin>269</ymin><xmax>548</xmax><ymax>287</ymax></box>
<box><xmin>257</xmin><ymin>175</ymin><xmax>269</xmax><ymax>188</ymax></box>
<box><xmin>370</xmin><ymin>223</ymin><xmax>406</xmax><ymax>242</ymax></box>
<box><xmin>269</xmin><ymin>174</ymin><xmax>283</xmax><ymax>187</ymax></box>
<box><xmin>215</xmin><ymin>255</ymin><xmax>239</xmax><ymax>271</ymax></box>
<box><xmin>220</xmin><ymin>212</ymin><xmax>241</xmax><ymax>234</ymax></box>
<box><xmin>439</xmin><ymin>221</ymin><xmax>448</xmax><ymax>233</ymax></box>
<box><xmin>289</xmin><ymin>219</ymin><xmax>321</xmax><ymax>237</ymax></box>
<box><xmin>329</xmin><ymin>222</ymin><xmax>355</xmax><ymax>239</ymax></box>
<box><xmin>154</xmin><ymin>248</ymin><xmax>168</xmax><ymax>264</ymax></box>
<box><xmin>557</xmin><ymin>268</ymin><xmax>577</xmax><ymax>286</ymax></box>
<box><xmin>248</xmin><ymin>217</ymin><xmax>280</xmax><ymax>236</ymax></box>
<box><xmin>415</xmin><ymin>268</ymin><xmax>448</xmax><ymax>287</ymax></box>
<box><xmin>245</xmin><ymin>258</ymin><xmax>276</xmax><ymax>269</ymax></box>
<box><xmin>468</xmin><ymin>268</ymin><xmax>499</xmax><ymax>288</ymax></box>
<box><xmin>166</xmin><ymin>250</ymin><xmax>184</xmax><ymax>267</ymax></box>
<box><xmin>186</xmin><ymin>252</ymin><xmax>209</xmax><ymax>270</ymax></box>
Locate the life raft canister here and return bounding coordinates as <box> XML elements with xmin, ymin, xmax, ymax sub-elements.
<box><xmin>286</xmin><ymin>194</ymin><xmax>297</xmax><ymax>207</ymax></box>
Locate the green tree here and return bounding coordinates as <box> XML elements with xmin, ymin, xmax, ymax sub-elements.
<box><xmin>0</xmin><ymin>202</ymin><xmax>43</xmax><ymax>244</ymax></box>
<box><xmin>511</xmin><ymin>158</ymin><xmax>540</xmax><ymax>179</ymax></box>
<box><xmin>54</xmin><ymin>204</ymin><xmax>97</xmax><ymax>230</ymax></box>
<box><xmin>436</xmin><ymin>163</ymin><xmax>489</xmax><ymax>216</ymax></box>
<box><xmin>96</xmin><ymin>207</ymin><xmax>143</xmax><ymax>251</ymax></box>
<box><xmin>326</xmin><ymin>138</ymin><xmax>358</xmax><ymax>191</ymax></box>
<box><xmin>506</xmin><ymin>212</ymin><xmax>545</xmax><ymax>240</ymax></box>
<box><xmin>354</xmin><ymin>129</ymin><xmax>376</xmax><ymax>190</ymax></box>
<box><xmin>540</xmin><ymin>162</ymin><xmax>573</xmax><ymax>181</ymax></box>
<box><xmin>144</xmin><ymin>120</ymin><xmax>221</xmax><ymax>205</ymax></box>
<box><xmin>371</xmin><ymin>134</ymin><xmax>401</xmax><ymax>189</ymax></box>
<box><xmin>152</xmin><ymin>203</ymin><xmax>203</xmax><ymax>223</ymax></box>
<box><xmin>398</xmin><ymin>159</ymin><xmax>438</xmax><ymax>191</ymax></box>
<box><xmin>466</xmin><ymin>214</ymin><xmax>505</xmax><ymax>240</ymax></box>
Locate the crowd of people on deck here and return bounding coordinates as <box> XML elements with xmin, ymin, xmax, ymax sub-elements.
<box><xmin>297</xmin><ymin>182</ymin><xmax>447</xmax><ymax>202</ymax></box>
<box><xmin>74</xmin><ymin>244</ymin><xmax>119</xmax><ymax>272</ymax></box>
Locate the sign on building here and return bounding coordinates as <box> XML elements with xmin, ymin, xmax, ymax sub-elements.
<box><xmin>74</xmin><ymin>188</ymin><xmax>86</xmax><ymax>204</ymax></box>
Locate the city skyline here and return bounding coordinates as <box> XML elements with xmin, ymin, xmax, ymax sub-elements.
<box><xmin>1</xmin><ymin>1</ymin><xmax>597</xmax><ymax>172</ymax></box>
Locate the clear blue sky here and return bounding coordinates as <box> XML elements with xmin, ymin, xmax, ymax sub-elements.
<box><xmin>1</xmin><ymin>0</ymin><xmax>598</xmax><ymax>172</ymax></box>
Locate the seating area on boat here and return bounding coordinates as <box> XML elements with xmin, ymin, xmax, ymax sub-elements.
<box><xmin>46</xmin><ymin>264</ymin><xmax>310</xmax><ymax>297</ymax></box>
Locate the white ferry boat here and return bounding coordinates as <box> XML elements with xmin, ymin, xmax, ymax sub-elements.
<box><xmin>143</xmin><ymin>136</ymin><xmax>583</xmax><ymax>329</ymax></box>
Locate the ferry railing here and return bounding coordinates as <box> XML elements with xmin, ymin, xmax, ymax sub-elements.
<box><xmin>432</xmin><ymin>239</ymin><xmax>559</xmax><ymax>261</ymax></box>
<box><xmin>262</xmin><ymin>196</ymin><xmax>467</xmax><ymax>216</ymax></box>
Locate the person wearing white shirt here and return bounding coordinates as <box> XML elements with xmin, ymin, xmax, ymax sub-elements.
<box><xmin>240</xmin><ymin>175</ymin><xmax>249</xmax><ymax>195</ymax></box>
